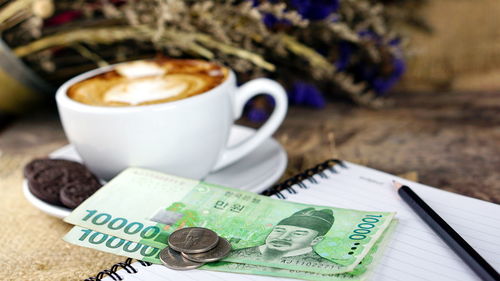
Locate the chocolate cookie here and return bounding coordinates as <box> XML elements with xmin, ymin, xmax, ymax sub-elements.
<box><xmin>27</xmin><ymin>168</ymin><xmax>69</xmax><ymax>205</ymax></box>
<box><xmin>24</xmin><ymin>158</ymin><xmax>101</xmax><ymax>208</ymax></box>
<box><xmin>65</xmin><ymin>166</ymin><xmax>99</xmax><ymax>184</ymax></box>
<box><xmin>60</xmin><ymin>180</ymin><xmax>102</xmax><ymax>209</ymax></box>
<box><xmin>24</xmin><ymin>158</ymin><xmax>87</xmax><ymax>181</ymax></box>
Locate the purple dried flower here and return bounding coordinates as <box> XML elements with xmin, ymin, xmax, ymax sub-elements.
<box><xmin>352</xmin><ymin>31</ymin><xmax>406</xmax><ymax>95</ymax></box>
<box><xmin>358</xmin><ymin>29</ymin><xmax>383</xmax><ymax>45</ymax></box>
<box><xmin>389</xmin><ymin>37</ymin><xmax>402</xmax><ymax>46</ymax></box>
<box><xmin>244</xmin><ymin>95</ymin><xmax>274</xmax><ymax>122</ymax></box>
<box><xmin>255</xmin><ymin>0</ymin><xmax>339</xmax><ymax>26</ymax></box>
<box><xmin>335</xmin><ymin>42</ymin><xmax>352</xmax><ymax>71</ymax></box>
<box><xmin>288</xmin><ymin>82</ymin><xmax>326</xmax><ymax>108</ymax></box>
<box><xmin>247</xmin><ymin>106</ymin><xmax>269</xmax><ymax>122</ymax></box>
<box><xmin>372</xmin><ymin>57</ymin><xmax>405</xmax><ymax>95</ymax></box>
<box><xmin>262</xmin><ymin>13</ymin><xmax>291</xmax><ymax>27</ymax></box>
<box><xmin>251</xmin><ymin>0</ymin><xmax>291</xmax><ymax>28</ymax></box>
<box><xmin>290</xmin><ymin>0</ymin><xmax>339</xmax><ymax>20</ymax></box>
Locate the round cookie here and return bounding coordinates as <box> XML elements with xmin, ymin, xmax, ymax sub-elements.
<box><xmin>28</xmin><ymin>168</ymin><xmax>68</xmax><ymax>205</ymax></box>
<box><xmin>24</xmin><ymin>158</ymin><xmax>87</xmax><ymax>181</ymax></box>
<box><xmin>60</xmin><ymin>180</ymin><xmax>102</xmax><ymax>209</ymax></box>
<box><xmin>24</xmin><ymin>158</ymin><xmax>101</xmax><ymax>207</ymax></box>
<box><xmin>65</xmin><ymin>166</ymin><xmax>99</xmax><ymax>184</ymax></box>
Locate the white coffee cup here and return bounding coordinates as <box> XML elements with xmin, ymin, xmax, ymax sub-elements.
<box><xmin>55</xmin><ymin>62</ymin><xmax>287</xmax><ymax>180</ymax></box>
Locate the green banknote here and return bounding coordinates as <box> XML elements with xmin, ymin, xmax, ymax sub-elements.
<box><xmin>63</xmin><ymin>221</ymin><xmax>397</xmax><ymax>281</ymax></box>
<box><xmin>63</xmin><ymin>226</ymin><xmax>160</xmax><ymax>263</ymax></box>
<box><xmin>64</xmin><ymin>168</ymin><xmax>396</xmax><ymax>274</ymax></box>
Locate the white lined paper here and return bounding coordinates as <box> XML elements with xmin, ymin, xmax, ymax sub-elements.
<box><xmin>100</xmin><ymin>161</ymin><xmax>499</xmax><ymax>281</ymax></box>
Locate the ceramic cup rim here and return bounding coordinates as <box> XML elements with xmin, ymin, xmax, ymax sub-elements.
<box><xmin>55</xmin><ymin>60</ymin><xmax>236</xmax><ymax>114</ymax></box>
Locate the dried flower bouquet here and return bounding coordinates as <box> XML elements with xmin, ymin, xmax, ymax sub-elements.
<box><xmin>0</xmin><ymin>0</ymin><xmax>410</xmax><ymax>113</ymax></box>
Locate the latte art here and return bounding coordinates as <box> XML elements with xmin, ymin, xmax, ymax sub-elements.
<box><xmin>104</xmin><ymin>75</ymin><xmax>205</xmax><ymax>105</ymax></box>
<box><xmin>67</xmin><ymin>59</ymin><xmax>227</xmax><ymax>107</ymax></box>
<box><xmin>115</xmin><ymin>61</ymin><xmax>166</xmax><ymax>78</ymax></box>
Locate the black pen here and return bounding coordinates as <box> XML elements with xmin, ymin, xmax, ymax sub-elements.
<box><xmin>393</xmin><ymin>181</ymin><xmax>500</xmax><ymax>281</ymax></box>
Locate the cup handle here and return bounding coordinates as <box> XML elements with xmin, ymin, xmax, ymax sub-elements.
<box><xmin>212</xmin><ymin>78</ymin><xmax>288</xmax><ymax>171</ymax></box>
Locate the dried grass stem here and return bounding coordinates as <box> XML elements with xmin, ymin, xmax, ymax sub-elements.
<box><xmin>14</xmin><ymin>25</ymin><xmax>275</xmax><ymax>71</ymax></box>
<box><xmin>14</xmin><ymin>26</ymin><xmax>143</xmax><ymax>57</ymax></box>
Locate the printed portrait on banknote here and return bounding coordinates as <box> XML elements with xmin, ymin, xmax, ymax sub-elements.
<box><xmin>230</xmin><ymin>208</ymin><xmax>342</xmax><ymax>269</ymax></box>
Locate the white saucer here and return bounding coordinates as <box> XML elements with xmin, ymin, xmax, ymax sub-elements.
<box><xmin>22</xmin><ymin>125</ymin><xmax>287</xmax><ymax>218</ymax></box>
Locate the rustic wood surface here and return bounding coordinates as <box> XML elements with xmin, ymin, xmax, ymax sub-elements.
<box><xmin>0</xmin><ymin>90</ymin><xmax>498</xmax><ymax>280</ymax></box>
<box><xmin>1</xmin><ymin>90</ymin><xmax>499</xmax><ymax>203</ymax></box>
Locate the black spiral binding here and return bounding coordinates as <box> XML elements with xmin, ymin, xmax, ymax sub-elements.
<box><xmin>260</xmin><ymin>159</ymin><xmax>347</xmax><ymax>199</ymax></box>
<box><xmin>85</xmin><ymin>159</ymin><xmax>347</xmax><ymax>280</ymax></box>
<box><xmin>84</xmin><ymin>258</ymin><xmax>152</xmax><ymax>281</ymax></box>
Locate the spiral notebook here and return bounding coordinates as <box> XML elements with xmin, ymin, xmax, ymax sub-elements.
<box><xmin>86</xmin><ymin>160</ymin><xmax>500</xmax><ymax>281</ymax></box>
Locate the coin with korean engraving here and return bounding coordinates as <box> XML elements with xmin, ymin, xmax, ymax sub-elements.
<box><xmin>181</xmin><ymin>236</ymin><xmax>232</xmax><ymax>262</ymax></box>
<box><xmin>168</xmin><ymin>227</ymin><xmax>219</xmax><ymax>254</ymax></box>
<box><xmin>159</xmin><ymin>247</ymin><xmax>204</xmax><ymax>270</ymax></box>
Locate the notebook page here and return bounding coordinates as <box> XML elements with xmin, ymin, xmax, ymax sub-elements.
<box><xmin>279</xmin><ymin>161</ymin><xmax>500</xmax><ymax>281</ymax></box>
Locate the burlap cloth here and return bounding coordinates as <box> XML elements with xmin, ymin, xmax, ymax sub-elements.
<box><xmin>0</xmin><ymin>150</ymin><xmax>123</xmax><ymax>281</ymax></box>
<box><xmin>400</xmin><ymin>0</ymin><xmax>500</xmax><ymax>92</ymax></box>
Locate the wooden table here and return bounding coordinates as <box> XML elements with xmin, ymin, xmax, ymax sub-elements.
<box><xmin>1</xmin><ymin>90</ymin><xmax>499</xmax><ymax>203</ymax></box>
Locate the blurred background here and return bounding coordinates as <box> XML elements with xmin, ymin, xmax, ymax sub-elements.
<box><xmin>397</xmin><ymin>0</ymin><xmax>500</xmax><ymax>92</ymax></box>
<box><xmin>0</xmin><ymin>0</ymin><xmax>498</xmax><ymax>121</ymax></box>
<box><xmin>0</xmin><ymin>0</ymin><xmax>498</xmax><ymax>201</ymax></box>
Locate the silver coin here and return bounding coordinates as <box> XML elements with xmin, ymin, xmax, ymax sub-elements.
<box><xmin>159</xmin><ymin>246</ymin><xmax>204</xmax><ymax>270</ymax></box>
<box><xmin>168</xmin><ymin>227</ymin><xmax>219</xmax><ymax>254</ymax></box>
<box><xmin>182</xmin><ymin>236</ymin><xmax>232</xmax><ymax>262</ymax></box>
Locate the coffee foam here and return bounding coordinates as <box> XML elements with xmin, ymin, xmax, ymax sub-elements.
<box><xmin>103</xmin><ymin>75</ymin><xmax>204</xmax><ymax>105</ymax></box>
<box><xmin>115</xmin><ymin>61</ymin><xmax>166</xmax><ymax>78</ymax></box>
<box><xmin>67</xmin><ymin>59</ymin><xmax>227</xmax><ymax>107</ymax></box>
